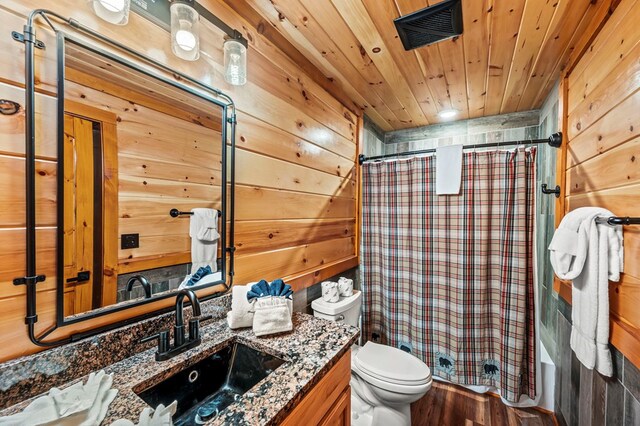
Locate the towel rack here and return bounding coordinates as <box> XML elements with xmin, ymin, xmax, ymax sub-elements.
<box><xmin>595</xmin><ymin>216</ymin><xmax>640</xmax><ymax>226</ymax></box>
<box><xmin>169</xmin><ymin>208</ymin><xmax>222</xmax><ymax>217</ymax></box>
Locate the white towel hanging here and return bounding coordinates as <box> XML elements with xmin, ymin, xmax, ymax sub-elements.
<box><xmin>190</xmin><ymin>208</ymin><xmax>219</xmax><ymax>274</ymax></box>
<box><xmin>435</xmin><ymin>144</ymin><xmax>463</xmax><ymax>195</ymax></box>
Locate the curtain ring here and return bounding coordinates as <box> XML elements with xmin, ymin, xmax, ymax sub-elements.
<box><xmin>0</xmin><ymin>99</ymin><xmax>21</xmax><ymax>116</ymax></box>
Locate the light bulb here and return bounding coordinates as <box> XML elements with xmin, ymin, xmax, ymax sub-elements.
<box><xmin>92</xmin><ymin>0</ymin><xmax>129</xmax><ymax>25</ymax></box>
<box><xmin>175</xmin><ymin>29</ymin><xmax>197</xmax><ymax>52</ymax></box>
<box><xmin>99</xmin><ymin>0</ymin><xmax>125</xmax><ymax>12</ymax></box>
<box><xmin>224</xmin><ymin>39</ymin><xmax>247</xmax><ymax>86</ymax></box>
<box><xmin>438</xmin><ymin>109</ymin><xmax>458</xmax><ymax>119</ymax></box>
<box><xmin>170</xmin><ymin>2</ymin><xmax>200</xmax><ymax>61</ymax></box>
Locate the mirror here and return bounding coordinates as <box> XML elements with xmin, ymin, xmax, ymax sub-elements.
<box><xmin>58</xmin><ymin>35</ymin><xmax>230</xmax><ymax>322</ymax></box>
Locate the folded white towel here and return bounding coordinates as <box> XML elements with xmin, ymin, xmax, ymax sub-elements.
<box><xmin>227</xmin><ymin>284</ymin><xmax>255</xmax><ymax>329</ymax></box>
<box><xmin>549</xmin><ymin>207</ymin><xmax>624</xmax><ymax>376</ymax></box>
<box><xmin>252</xmin><ymin>296</ymin><xmax>293</xmax><ymax>337</ymax></box>
<box><xmin>321</xmin><ymin>281</ymin><xmax>339</xmax><ymax>303</ymax></box>
<box><xmin>110</xmin><ymin>401</ymin><xmax>177</xmax><ymax>426</ymax></box>
<box><xmin>190</xmin><ymin>208</ymin><xmax>220</xmax><ymax>274</ymax></box>
<box><xmin>338</xmin><ymin>277</ymin><xmax>354</xmax><ymax>297</ymax></box>
<box><xmin>0</xmin><ymin>371</ymin><xmax>117</xmax><ymax>426</ymax></box>
<box><xmin>435</xmin><ymin>144</ymin><xmax>463</xmax><ymax>195</ymax></box>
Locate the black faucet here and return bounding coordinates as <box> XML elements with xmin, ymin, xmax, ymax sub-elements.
<box><xmin>140</xmin><ymin>289</ymin><xmax>211</xmax><ymax>361</ymax></box>
<box><xmin>125</xmin><ymin>275</ymin><xmax>152</xmax><ymax>299</ymax></box>
<box><xmin>174</xmin><ymin>289</ymin><xmax>201</xmax><ymax>347</ymax></box>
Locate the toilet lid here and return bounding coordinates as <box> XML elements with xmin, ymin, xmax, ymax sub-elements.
<box><xmin>353</xmin><ymin>342</ymin><xmax>431</xmax><ymax>385</ymax></box>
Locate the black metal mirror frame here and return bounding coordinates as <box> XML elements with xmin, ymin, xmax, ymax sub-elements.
<box><xmin>55</xmin><ymin>32</ymin><xmax>233</xmax><ymax>326</ymax></box>
<box><xmin>15</xmin><ymin>9</ymin><xmax>236</xmax><ymax>347</ymax></box>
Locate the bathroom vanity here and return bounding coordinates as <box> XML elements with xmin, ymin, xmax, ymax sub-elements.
<box><xmin>0</xmin><ymin>295</ymin><xmax>358</xmax><ymax>425</ymax></box>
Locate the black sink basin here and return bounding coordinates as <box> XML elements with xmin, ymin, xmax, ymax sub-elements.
<box><xmin>136</xmin><ymin>342</ymin><xmax>285</xmax><ymax>425</ymax></box>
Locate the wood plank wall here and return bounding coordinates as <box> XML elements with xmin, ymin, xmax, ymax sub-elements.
<box><xmin>64</xmin><ymin>78</ymin><xmax>223</xmax><ymax>272</ymax></box>
<box><xmin>0</xmin><ymin>0</ymin><xmax>359</xmax><ymax>362</ymax></box>
<box><xmin>556</xmin><ymin>0</ymin><xmax>640</xmax><ymax>367</ymax></box>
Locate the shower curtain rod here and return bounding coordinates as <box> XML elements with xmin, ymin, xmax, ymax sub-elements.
<box><xmin>358</xmin><ymin>132</ymin><xmax>563</xmax><ymax>165</ymax></box>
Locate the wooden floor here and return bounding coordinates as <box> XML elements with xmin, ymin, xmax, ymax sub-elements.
<box><xmin>411</xmin><ymin>381</ymin><xmax>556</xmax><ymax>426</ymax></box>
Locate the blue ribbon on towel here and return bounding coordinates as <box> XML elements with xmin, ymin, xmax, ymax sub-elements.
<box><xmin>247</xmin><ymin>279</ymin><xmax>293</xmax><ymax>301</ymax></box>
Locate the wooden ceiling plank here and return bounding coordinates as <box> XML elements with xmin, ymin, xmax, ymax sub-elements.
<box><xmin>421</xmin><ymin>0</ymin><xmax>470</xmax><ymax>120</ymax></box>
<box><xmin>462</xmin><ymin>0</ymin><xmax>492</xmax><ymax>118</ymax></box>
<box><xmin>414</xmin><ymin>46</ymin><xmax>454</xmax><ymax>114</ymax></box>
<box><xmin>234</xmin><ymin>0</ymin><xmax>397</xmax><ymax>129</ymax></box>
<box><xmin>330</xmin><ymin>0</ymin><xmax>429</xmax><ymax>127</ymax></box>
<box><xmin>252</xmin><ymin>0</ymin><xmax>413</xmax><ymax>126</ymax></box>
<box><xmin>500</xmin><ymin>0</ymin><xmax>558</xmax><ymax>113</ymax></box>
<box><xmin>360</xmin><ymin>0</ymin><xmax>440</xmax><ymax>124</ymax></box>
<box><xmin>212</xmin><ymin>0</ymin><xmax>395</xmax><ymax>131</ymax></box>
<box><xmin>395</xmin><ymin>0</ymin><xmax>454</xmax><ymax>116</ymax></box>
<box><xmin>483</xmin><ymin>0</ymin><xmax>527</xmax><ymax>116</ymax></box>
<box><xmin>290</xmin><ymin>0</ymin><xmax>414</xmax><ymax>125</ymax></box>
<box><xmin>516</xmin><ymin>0</ymin><xmax>594</xmax><ymax>111</ymax></box>
<box><xmin>435</xmin><ymin>36</ymin><xmax>470</xmax><ymax>120</ymax></box>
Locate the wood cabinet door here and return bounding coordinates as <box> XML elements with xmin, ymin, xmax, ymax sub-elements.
<box><xmin>282</xmin><ymin>350</ymin><xmax>351</xmax><ymax>426</ymax></box>
<box><xmin>320</xmin><ymin>387</ymin><xmax>351</xmax><ymax>426</ymax></box>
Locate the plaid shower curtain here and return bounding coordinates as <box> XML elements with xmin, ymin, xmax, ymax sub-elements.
<box><xmin>360</xmin><ymin>148</ymin><xmax>536</xmax><ymax>403</ymax></box>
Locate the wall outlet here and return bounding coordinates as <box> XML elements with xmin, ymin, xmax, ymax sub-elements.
<box><xmin>121</xmin><ymin>233</ymin><xmax>139</xmax><ymax>249</ymax></box>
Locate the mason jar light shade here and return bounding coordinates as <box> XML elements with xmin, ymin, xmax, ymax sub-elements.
<box><xmin>224</xmin><ymin>39</ymin><xmax>247</xmax><ymax>86</ymax></box>
<box><xmin>171</xmin><ymin>2</ymin><xmax>200</xmax><ymax>61</ymax></box>
<box><xmin>92</xmin><ymin>0</ymin><xmax>130</xmax><ymax>25</ymax></box>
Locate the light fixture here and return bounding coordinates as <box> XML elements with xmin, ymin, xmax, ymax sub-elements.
<box><xmin>171</xmin><ymin>0</ymin><xmax>200</xmax><ymax>61</ymax></box>
<box><xmin>224</xmin><ymin>39</ymin><xmax>247</xmax><ymax>86</ymax></box>
<box><xmin>92</xmin><ymin>0</ymin><xmax>130</xmax><ymax>25</ymax></box>
<box><xmin>438</xmin><ymin>109</ymin><xmax>458</xmax><ymax>119</ymax></box>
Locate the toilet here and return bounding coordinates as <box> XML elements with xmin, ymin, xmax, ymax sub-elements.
<box><xmin>311</xmin><ymin>290</ymin><xmax>432</xmax><ymax>426</ymax></box>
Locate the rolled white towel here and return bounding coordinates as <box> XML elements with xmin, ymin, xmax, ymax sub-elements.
<box><xmin>0</xmin><ymin>370</ymin><xmax>117</xmax><ymax>426</ymax></box>
<box><xmin>227</xmin><ymin>284</ymin><xmax>255</xmax><ymax>329</ymax></box>
<box><xmin>321</xmin><ymin>281</ymin><xmax>339</xmax><ymax>303</ymax></box>
<box><xmin>338</xmin><ymin>277</ymin><xmax>354</xmax><ymax>297</ymax></box>
<box><xmin>252</xmin><ymin>296</ymin><xmax>293</xmax><ymax>337</ymax></box>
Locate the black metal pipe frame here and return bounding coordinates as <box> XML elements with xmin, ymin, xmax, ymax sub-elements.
<box><xmin>358</xmin><ymin>132</ymin><xmax>563</xmax><ymax>165</ymax></box>
<box><xmin>18</xmin><ymin>9</ymin><xmax>237</xmax><ymax>347</ymax></box>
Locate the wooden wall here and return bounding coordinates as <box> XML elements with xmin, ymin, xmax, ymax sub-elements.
<box><xmin>0</xmin><ymin>0</ymin><xmax>358</xmax><ymax>362</ymax></box>
<box><xmin>556</xmin><ymin>0</ymin><xmax>640</xmax><ymax>367</ymax></box>
<box><xmin>64</xmin><ymin>75</ymin><xmax>223</xmax><ymax>273</ymax></box>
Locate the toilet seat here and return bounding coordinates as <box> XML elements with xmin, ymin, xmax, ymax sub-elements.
<box><xmin>352</xmin><ymin>342</ymin><xmax>432</xmax><ymax>394</ymax></box>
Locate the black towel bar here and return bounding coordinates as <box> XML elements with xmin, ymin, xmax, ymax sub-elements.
<box><xmin>169</xmin><ymin>208</ymin><xmax>222</xmax><ymax>217</ymax></box>
<box><xmin>595</xmin><ymin>216</ymin><xmax>640</xmax><ymax>226</ymax></box>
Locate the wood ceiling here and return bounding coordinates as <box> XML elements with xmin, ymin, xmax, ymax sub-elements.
<box><xmin>228</xmin><ymin>0</ymin><xmax>604</xmax><ymax>131</ymax></box>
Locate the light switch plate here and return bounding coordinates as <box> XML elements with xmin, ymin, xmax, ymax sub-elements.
<box><xmin>121</xmin><ymin>233</ymin><xmax>140</xmax><ymax>249</ymax></box>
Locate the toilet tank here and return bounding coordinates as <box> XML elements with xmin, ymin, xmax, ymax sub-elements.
<box><xmin>311</xmin><ymin>290</ymin><xmax>362</xmax><ymax>327</ymax></box>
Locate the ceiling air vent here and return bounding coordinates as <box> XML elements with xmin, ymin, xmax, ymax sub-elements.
<box><xmin>394</xmin><ymin>0</ymin><xmax>463</xmax><ymax>51</ymax></box>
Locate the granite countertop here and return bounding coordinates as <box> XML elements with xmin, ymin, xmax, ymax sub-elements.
<box><xmin>0</xmin><ymin>313</ymin><xmax>359</xmax><ymax>425</ymax></box>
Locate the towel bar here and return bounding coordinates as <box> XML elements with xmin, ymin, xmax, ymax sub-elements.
<box><xmin>595</xmin><ymin>216</ymin><xmax>640</xmax><ymax>226</ymax></box>
<box><xmin>170</xmin><ymin>208</ymin><xmax>222</xmax><ymax>217</ymax></box>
